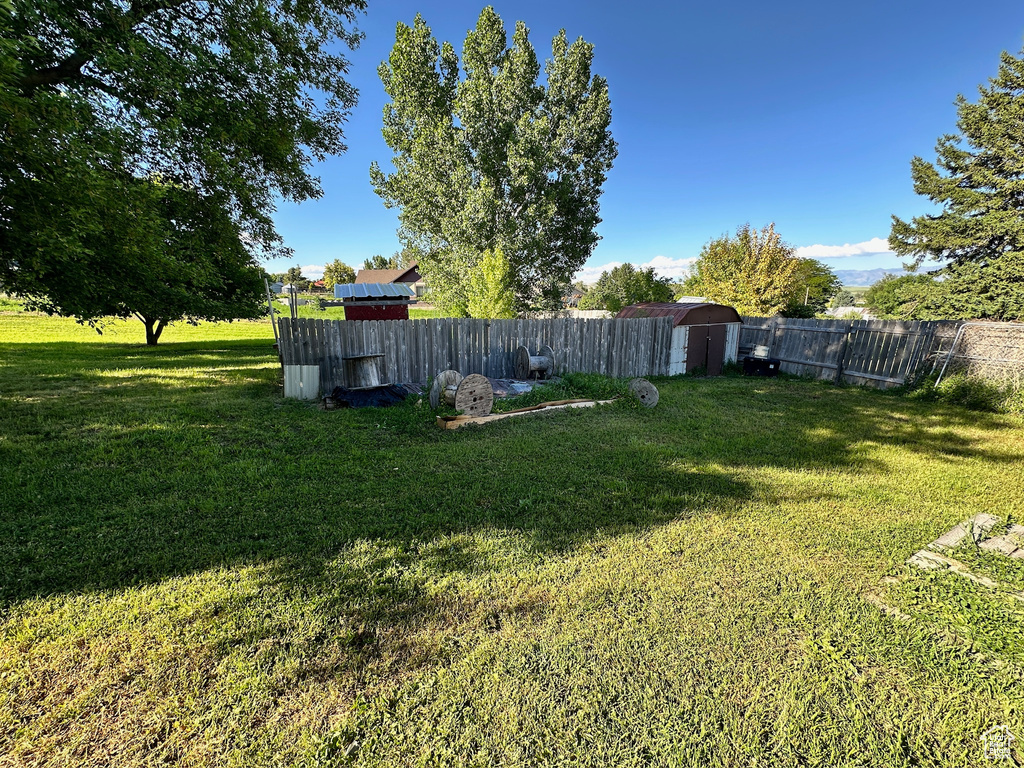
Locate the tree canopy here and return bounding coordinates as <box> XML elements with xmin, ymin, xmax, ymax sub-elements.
<box><xmin>577</xmin><ymin>264</ymin><xmax>673</xmax><ymax>313</ymax></box>
<box><xmin>9</xmin><ymin>180</ymin><xmax>267</xmax><ymax>343</ymax></box>
<box><xmin>370</xmin><ymin>6</ymin><xmax>617</xmax><ymax>315</ymax></box>
<box><xmin>863</xmin><ymin>266</ymin><xmax>1024</xmax><ymax>322</ymax></box>
<box><xmin>0</xmin><ymin>0</ymin><xmax>366</xmax><ymax>324</ymax></box>
<box><xmin>829</xmin><ymin>288</ymin><xmax>857</xmax><ymax>309</ymax></box>
<box><xmin>783</xmin><ymin>259</ymin><xmax>842</xmax><ymax>318</ymax></box>
<box><xmin>284</xmin><ymin>267</ymin><xmax>309</xmax><ymax>291</ymax></box>
<box><xmin>322</xmin><ymin>260</ymin><xmax>356</xmax><ymax>291</ymax></box>
<box><xmin>466</xmin><ymin>248</ymin><xmax>516</xmax><ymax>318</ymax></box>
<box><xmin>889</xmin><ymin>46</ymin><xmax>1024</xmax><ymax>320</ymax></box>
<box><xmin>363</xmin><ymin>255</ymin><xmax>400</xmax><ymax>270</ymax></box>
<box><xmin>683</xmin><ymin>224</ymin><xmax>801</xmax><ymax>316</ymax></box>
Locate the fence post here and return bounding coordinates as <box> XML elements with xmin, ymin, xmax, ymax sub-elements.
<box><xmin>833</xmin><ymin>322</ymin><xmax>853</xmax><ymax>384</ymax></box>
<box><xmin>768</xmin><ymin>320</ymin><xmax>779</xmax><ymax>358</ymax></box>
<box><xmin>935</xmin><ymin>322</ymin><xmax>968</xmax><ymax>386</ymax></box>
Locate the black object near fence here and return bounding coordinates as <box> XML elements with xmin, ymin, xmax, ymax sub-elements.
<box><xmin>739</xmin><ymin>317</ymin><xmax>961</xmax><ymax>387</ymax></box>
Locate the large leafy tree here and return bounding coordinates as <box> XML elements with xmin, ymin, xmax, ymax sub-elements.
<box><xmin>864</xmin><ymin>265</ymin><xmax>1024</xmax><ymax>322</ymax></box>
<box><xmin>322</xmin><ymin>260</ymin><xmax>356</xmax><ymax>291</ymax></box>
<box><xmin>0</xmin><ymin>0</ymin><xmax>366</xmax><ymax>321</ymax></box>
<box><xmin>684</xmin><ymin>224</ymin><xmax>801</xmax><ymax>316</ymax></box>
<box><xmin>370</xmin><ymin>6</ymin><xmax>617</xmax><ymax>315</ymax></box>
<box><xmin>9</xmin><ymin>180</ymin><xmax>268</xmax><ymax>343</ymax></box>
<box><xmin>889</xmin><ymin>47</ymin><xmax>1024</xmax><ymax>320</ymax></box>
<box><xmin>577</xmin><ymin>263</ymin><xmax>673</xmax><ymax>313</ymax></box>
<box><xmin>783</xmin><ymin>259</ymin><xmax>841</xmax><ymax>318</ymax></box>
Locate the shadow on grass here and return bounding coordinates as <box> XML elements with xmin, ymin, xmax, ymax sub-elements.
<box><xmin>0</xmin><ymin>341</ymin><xmax>1019</xmax><ymax>614</ymax></box>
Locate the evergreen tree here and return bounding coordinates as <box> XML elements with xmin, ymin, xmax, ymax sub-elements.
<box><xmin>370</xmin><ymin>7</ymin><xmax>616</xmax><ymax>315</ymax></box>
<box><xmin>829</xmin><ymin>289</ymin><xmax>857</xmax><ymax>309</ymax></box>
<box><xmin>284</xmin><ymin>267</ymin><xmax>309</xmax><ymax>291</ymax></box>
<box><xmin>889</xmin><ymin>47</ymin><xmax>1024</xmax><ymax>320</ymax></box>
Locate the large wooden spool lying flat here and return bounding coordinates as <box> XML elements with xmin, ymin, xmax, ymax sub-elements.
<box><xmin>514</xmin><ymin>344</ymin><xmax>555</xmax><ymax>380</ymax></box>
<box><xmin>429</xmin><ymin>370</ymin><xmax>494</xmax><ymax>417</ymax></box>
<box><xmin>429</xmin><ymin>369</ymin><xmax>462</xmax><ymax>409</ymax></box>
<box><xmin>628</xmin><ymin>378</ymin><xmax>659</xmax><ymax>408</ymax></box>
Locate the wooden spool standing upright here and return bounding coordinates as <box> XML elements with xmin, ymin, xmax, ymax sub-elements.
<box><xmin>343</xmin><ymin>352</ymin><xmax>385</xmax><ymax>389</ymax></box>
<box><xmin>429</xmin><ymin>370</ymin><xmax>494</xmax><ymax>417</ymax></box>
<box><xmin>453</xmin><ymin>374</ymin><xmax>493</xmax><ymax>417</ymax></box>
<box><xmin>514</xmin><ymin>344</ymin><xmax>555</xmax><ymax>380</ymax></box>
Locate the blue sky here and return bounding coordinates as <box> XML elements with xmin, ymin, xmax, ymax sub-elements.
<box><xmin>266</xmin><ymin>0</ymin><xmax>1024</xmax><ymax>282</ymax></box>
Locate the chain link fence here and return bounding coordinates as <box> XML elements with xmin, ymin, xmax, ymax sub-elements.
<box><xmin>936</xmin><ymin>322</ymin><xmax>1024</xmax><ymax>389</ymax></box>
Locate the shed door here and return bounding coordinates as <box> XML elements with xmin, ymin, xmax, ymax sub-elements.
<box><xmin>706</xmin><ymin>324</ymin><xmax>727</xmax><ymax>375</ymax></box>
<box><xmin>686</xmin><ymin>324</ymin><xmax>728</xmax><ymax>375</ymax></box>
<box><xmin>669</xmin><ymin>326</ymin><xmax>687</xmax><ymax>375</ymax></box>
<box><xmin>686</xmin><ymin>326</ymin><xmax>709</xmax><ymax>374</ymax></box>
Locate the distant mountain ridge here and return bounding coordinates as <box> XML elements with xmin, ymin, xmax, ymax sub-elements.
<box><xmin>834</xmin><ymin>268</ymin><xmax>905</xmax><ymax>286</ymax></box>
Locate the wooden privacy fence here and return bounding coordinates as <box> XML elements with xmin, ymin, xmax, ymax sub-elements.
<box><xmin>739</xmin><ymin>316</ymin><xmax>961</xmax><ymax>387</ymax></box>
<box><xmin>278</xmin><ymin>316</ymin><xmax>674</xmax><ymax>392</ymax></box>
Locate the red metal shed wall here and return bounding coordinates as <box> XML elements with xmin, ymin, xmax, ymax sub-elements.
<box><xmin>343</xmin><ymin>303</ymin><xmax>409</xmax><ymax>321</ymax></box>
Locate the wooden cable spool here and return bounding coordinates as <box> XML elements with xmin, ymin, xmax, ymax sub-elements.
<box><xmin>453</xmin><ymin>373</ymin><xmax>493</xmax><ymax>417</ymax></box>
<box><xmin>429</xmin><ymin>369</ymin><xmax>463</xmax><ymax>409</ymax></box>
<box><xmin>429</xmin><ymin>370</ymin><xmax>494</xmax><ymax>416</ymax></box>
<box><xmin>514</xmin><ymin>344</ymin><xmax>556</xmax><ymax>380</ymax></box>
<box><xmin>628</xmin><ymin>378</ymin><xmax>659</xmax><ymax>408</ymax></box>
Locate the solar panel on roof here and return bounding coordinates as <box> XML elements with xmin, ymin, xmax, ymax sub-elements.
<box><xmin>334</xmin><ymin>283</ymin><xmax>416</xmax><ymax>299</ymax></box>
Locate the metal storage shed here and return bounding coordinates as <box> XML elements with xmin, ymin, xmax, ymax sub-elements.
<box><xmin>332</xmin><ymin>282</ymin><xmax>416</xmax><ymax>321</ymax></box>
<box><xmin>615</xmin><ymin>302</ymin><xmax>742</xmax><ymax>375</ymax></box>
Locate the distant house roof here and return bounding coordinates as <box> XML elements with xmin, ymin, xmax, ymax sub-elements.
<box><xmin>355</xmin><ymin>263</ymin><xmax>421</xmax><ymax>284</ymax></box>
<box><xmin>334</xmin><ymin>282</ymin><xmax>416</xmax><ymax>299</ymax></box>
<box><xmin>615</xmin><ymin>302</ymin><xmax>742</xmax><ymax>325</ymax></box>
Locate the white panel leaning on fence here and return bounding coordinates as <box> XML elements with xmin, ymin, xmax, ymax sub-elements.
<box><xmin>277</xmin><ymin>316</ymin><xmax>676</xmax><ymax>398</ymax></box>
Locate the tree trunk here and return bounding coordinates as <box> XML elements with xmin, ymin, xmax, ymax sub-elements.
<box><xmin>142</xmin><ymin>317</ymin><xmax>166</xmax><ymax>345</ymax></box>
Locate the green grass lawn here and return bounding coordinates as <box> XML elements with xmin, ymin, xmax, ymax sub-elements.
<box><xmin>1</xmin><ymin>314</ymin><xmax>1023</xmax><ymax>767</ymax></box>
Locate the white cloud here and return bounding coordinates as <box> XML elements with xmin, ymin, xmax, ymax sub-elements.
<box><xmin>575</xmin><ymin>255</ymin><xmax>697</xmax><ymax>284</ymax></box>
<box><xmin>300</xmin><ymin>264</ymin><xmax>325</xmax><ymax>280</ymax></box>
<box><xmin>795</xmin><ymin>237</ymin><xmax>893</xmax><ymax>259</ymax></box>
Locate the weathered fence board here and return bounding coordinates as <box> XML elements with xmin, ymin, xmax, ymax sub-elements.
<box><xmin>739</xmin><ymin>316</ymin><xmax>963</xmax><ymax>388</ymax></box>
<box><xmin>279</xmin><ymin>316</ymin><xmax>673</xmax><ymax>392</ymax></box>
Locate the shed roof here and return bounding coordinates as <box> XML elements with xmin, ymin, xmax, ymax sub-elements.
<box><xmin>355</xmin><ymin>264</ymin><xmax>421</xmax><ymax>284</ymax></box>
<box><xmin>615</xmin><ymin>302</ymin><xmax>742</xmax><ymax>325</ymax></box>
<box><xmin>334</xmin><ymin>282</ymin><xmax>416</xmax><ymax>299</ymax></box>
